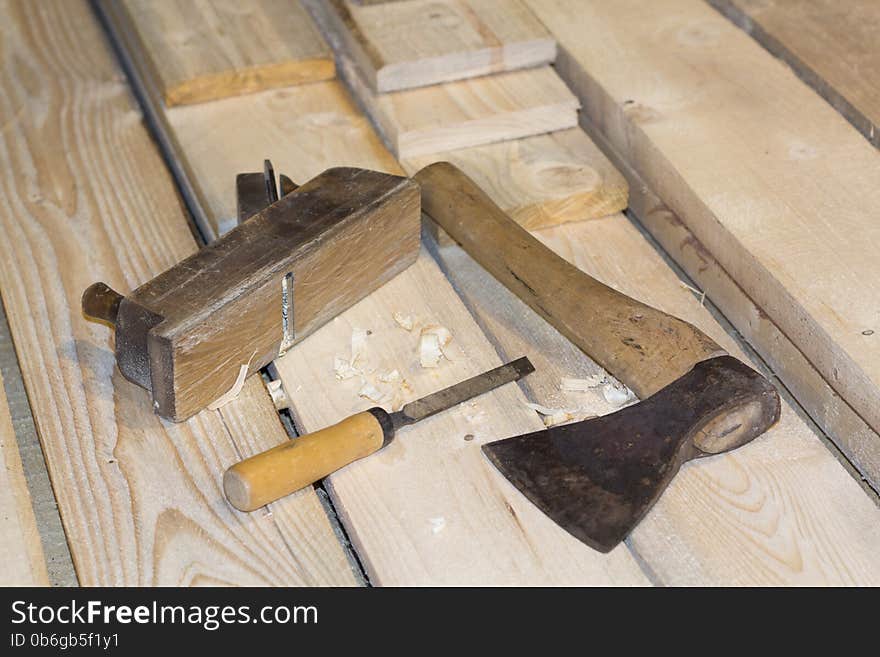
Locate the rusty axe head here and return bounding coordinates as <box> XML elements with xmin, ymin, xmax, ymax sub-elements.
<box><xmin>483</xmin><ymin>356</ymin><xmax>780</xmax><ymax>552</ymax></box>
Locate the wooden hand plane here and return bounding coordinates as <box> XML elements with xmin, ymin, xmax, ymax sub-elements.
<box><xmin>83</xmin><ymin>163</ymin><xmax>420</xmax><ymax>422</ymax></box>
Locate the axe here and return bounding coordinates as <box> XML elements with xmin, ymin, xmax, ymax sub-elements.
<box><xmin>415</xmin><ymin>163</ymin><xmax>780</xmax><ymax>552</ymax></box>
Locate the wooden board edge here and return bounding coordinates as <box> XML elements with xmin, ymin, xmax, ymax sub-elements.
<box><xmin>164</xmin><ymin>58</ymin><xmax>337</xmax><ymax>107</ymax></box>
<box><xmin>706</xmin><ymin>0</ymin><xmax>879</xmax><ymax>150</ymax></box>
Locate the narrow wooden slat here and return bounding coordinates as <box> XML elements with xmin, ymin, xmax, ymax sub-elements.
<box><xmin>0</xmin><ymin>0</ymin><xmax>355</xmax><ymax>585</ymax></box>
<box><xmin>331</xmin><ymin>50</ymin><xmax>578</xmax><ymax>158</ymax></box>
<box><xmin>311</xmin><ymin>0</ymin><xmax>594</xmax><ymax>224</ymax></box>
<box><xmin>431</xmin><ymin>216</ymin><xmax>880</xmax><ymax>584</ymax></box>
<box><xmin>527</xmin><ymin>0</ymin><xmax>880</xmax><ymax>487</ymax></box>
<box><xmin>709</xmin><ymin>0</ymin><xmax>880</xmax><ymax>149</ymax></box>
<box><xmin>401</xmin><ymin>128</ymin><xmax>628</xmax><ymax>230</ymax></box>
<box><xmin>0</xmin><ymin>370</ymin><xmax>49</xmax><ymax>586</ymax></box>
<box><xmin>119</xmin><ymin>0</ymin><xmax>334</xmax><ymax>106</ymax></box>
<box><xmin>314</xmin><ymin>0</ymin><xmax>555</xmax><ymax>92</ymax></box>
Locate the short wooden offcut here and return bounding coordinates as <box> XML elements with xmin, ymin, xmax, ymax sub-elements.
<box><xmin>120</xmin><ymin>0</ymin><xmax>335</xmax><ymax>105</ymax></box>
<box><xmin>311</xmin><ymin>0</ymin><xmax>556</xmax><ymax>92</ymax></box>
<box><xmin>111</xmin><ymin>168</ymin><xmax>420</xmax><ymax>421</ymax></box>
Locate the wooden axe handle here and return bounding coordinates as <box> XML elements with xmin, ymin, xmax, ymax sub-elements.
<box><xmin>415</xmin><ymin>162</ymin><xmax>724</xmax><ymax>399</ymax></box>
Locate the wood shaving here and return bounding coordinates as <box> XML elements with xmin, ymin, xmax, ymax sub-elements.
<box><xmin>560</xmin><ymin>374</ymin><xmax>605</xmax><ymax>391</ymax></box>
<box><xmin>602</xmin><ymin>381</ymin><xmax>635</xmax><ymax>407</ymax></box>
<box><xmin>378</xmin><ymin>369</ymin><xmax>401</xmax><ymax>383</ymax></box>
<box><xmin>333</xmin><ymin>356</ymin><xmax>360</xmax><ymax>380</ymax></box>
<box><xmin>419</xmin><ymin>324</ymin><xmax>453</xmax><ymax>367</ymax></box>
<box><xmin>358</xmin><ymin>381</ymin><xmax>388</xmax><ymax>404</ymax></box>
<box><xmin>679</xmin><ymin>281</ymin><xmax>706</xmax><ymax>306</ymax></box>
<box><xmin>392</xmin><ymin>311</ymin><xmax>415</xmax><ymax>331</ymax></box>
<box><xmin>334</xmin><ymin>327</ymin><xmax>373</xmax><ymax>380</ymax></box>
<box><xmin>208</xmin><ymin>350</ymin><xmax>257</xmax><ymax>411</ymax></box>
<box><xmin>266</xmin><ymin>379</ymin><xmax>288</xmax><ymax>410</ymax></box>
<box><xmin>525</xmin><ymin>402</ymin><xmax>578</xmax><ymax>427</ymax></box>
<box><xmin>350</xmin><ymin>327</ymin><xmax>369</xmax><ymax>366</ymax></box>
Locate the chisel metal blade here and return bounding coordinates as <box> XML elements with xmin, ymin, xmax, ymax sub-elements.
<box><xmin>391</xmin><ymin>357</ymin><xmax>534</xmax><ymax>429</ymax></box>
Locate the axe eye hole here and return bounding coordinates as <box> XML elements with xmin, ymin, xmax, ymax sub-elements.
<box><xmin>692</xmin><ymin>399</ymin><xmax>764</xmax><ymax>454</ymax></box>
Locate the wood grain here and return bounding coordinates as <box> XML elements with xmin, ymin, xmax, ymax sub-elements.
<box><xmin>431</xmin><ymin>215</ymin><xmax>880</xmax><ymax>584</ymax></box>
<box><xmin>709</xmin><ymin>0</ymin><xmax>880</xmax><ymax>149</ymax></box>
<box><xmin>117</xmin><ymin>168</ymin><xmax>419</xmax><ymax>421</ymax></box>
<box><xmin>528</xmin><ymin>0</ymin><xmax>880</xmax><ymax>476</ymax></box>
<box><xmin>152</xmin><ymin>46</ymin><xmax>647</xmax><ymax>582</ymax></box>
<box><xmin>578</xmin><ymin>110</ymin><xmax>880</xmax><ymax>489</ymax></box>
<box><xmin>0</xmin><ymin>0</ymin><xmax>355</xmax><ymax>585</ymax></box>
<box><xmin>310</xmin><ymin>0</ymin><xmax>555</xmax><ymax>92</ymax></box>
<box><xmin>402</xmin><ymin>128</ymin><xmax>628</xmax><ymax>231</ymax></box>
<box><xmin>335</xmin><ymin>52</ymin><xmax>579</xmax><ymax>158</ymax></box>
<box><xmin>417</xmin><ymin>162</ymin><xmax>723</xmax><ymax>400</ymax></box>
<box><xmin>0</xmin><ymin>370</ymin><xmax>49</xmax><ymax>586</ymax></box>
<box><xmin>275</xmin><ymin>251</ymin><xmax>651</xmax><ymax>585</ymax></box>
<box><xmin>120</xmin><ymin>0</ymin><xmax>335</xmax><ymax>105</ymax></box>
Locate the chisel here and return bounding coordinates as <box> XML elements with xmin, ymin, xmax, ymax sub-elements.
<box><xmin>224</xmin><ymin>357</ymin><xmax>535</xmax><ymax>511</ymax></box>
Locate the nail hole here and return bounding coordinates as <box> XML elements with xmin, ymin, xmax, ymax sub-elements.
<box><xmin>863</xmin><ymin>329</ymin><xmax>874</xmax><ymax>336</ymax></box>
<box><xmin>463</xmin><ymin>434</ymin><xmax>474</xmax><ymax>442</ymax></box>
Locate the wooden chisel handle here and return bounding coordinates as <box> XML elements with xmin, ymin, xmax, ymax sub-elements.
<box><xmin>224</xmin><ymin>408</ymin><xmax>393</xmax><ymax>511</ymax></box>
<box><xmin>415</xmin><ymin>162</ymin><xmax>725</xmax><ymax>399</ymax></box>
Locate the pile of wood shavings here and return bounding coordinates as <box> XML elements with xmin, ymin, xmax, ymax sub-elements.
<box><xmin>333</xmin><ymin>327</ymin><xmax>412</xmax><ymax>409</ymax></box>
<box><xmin>331</xmin><ymin>313</ymin><xmax>456</xmax><ymax>409</ymax></box>
<box><xmin>524</xmin><ymin>373</ymin><xmax>635</xmax><ymax>426</ymax></box>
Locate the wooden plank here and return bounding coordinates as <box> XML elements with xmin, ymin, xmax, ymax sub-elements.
<box><xmin>274</xmin><ymin>250</ymin><xmax>650</xmax><ymax>585</ymax></box>
<box><xmin>577</xmin><ymin>110</ymin><xmax>880</xmax><ymax>490</ymax></box>
<box><xmin>167</xmin><ymin>82</ymin><xmax>402</xmax><ymax>235</ymax></box>
<box><xmin>709</xmin><ymin>0</ymin><xmax>880</xmax><ymax>149</ymax></box>
<box><xmin>119</xmin><ymin>0</ymin><xmax>334</xmax><ymax>106</ymax></box>
<box><xmin>430</xmin><ymin>216</ymin><xmax>880</xmax><ymax>584</ymax></box>
<box><xmin>333</xmin><ymin>50</ymin><xmax>579</xmax><ymax>158</ymax></box>
<box><xmin>311</xmin><ymin>0</ymin><xmax>555</xmax><ymax>92</ymax></box>
<box><xmin>527</xmin><ymin>0</ymin><xmax>880</xmax><ymax>479</ymax></box>
<box><xmin>148</xmin><ymin>70</ymin><xmax>647</xmax><ymax>586</ymax></box>
<box><xmin>0</xmin><ymin>369</ymin><xmax>49</xmax><ymax>586</ymax></box>
<box><xmin>0</xmin><ymin>0</ymin><xmax>355</xmax><ymax>585</ymax></box>
<box><xmin>401</xmin><ymin>128</ymin><xmax>628</xmax><ymax>230</ymax></box>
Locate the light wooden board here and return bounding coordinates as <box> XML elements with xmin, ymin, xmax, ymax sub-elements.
<box><xmin>334</xmin><ymin>51</ymin><xmax>579</xmax><ymax>158</ymax></box>
<box><xmin>577</xmin><ymin>111</ymin><xmax>880</xmax><ymax>489</ymax></box>
<box><xmin>0</xmin><ymin>369</ymin><xmax>49</xmax><ymax>586</ymax></box>
<box><xmin>120</xmin><ymin>0</ymin><xmax>335</xmax><ymax>106</ymax></box>
<box><xmin>709</xmin><ymin>0</ymin><xmax>880</xmax><ymax>149</ymax></box>
<box><xmin>528</xmin><ymin>0</ymin><xmax>880</xmax><ymax>470</ymax></box>
<box><xmin>431</xmin><ymin>216</ymin><xmax>880</xmax><ymax>585</ymax></box>
<box><xmin>401</xmin><ymin>128</ymin><xmax>628</xmax><ymax>231</ymax></box>
<box><xmin>168</xmin><ymin>81</ymin><xmax>402</xmax><ymax>235</ymax></box>
<box><xmin>0</xmin><ymin>0</ymin><xmax>355</xmax><ymax>586</ymax></box>
<box><xmin>309</xmin><ymin>0</ymin><xmax>555</xmax><ymax>92</ymax></box>
<box><xmin>275</xmin><ymin>250</ymin><xmax>650</xmax><ymax>585</ymax></box>
<box><xmin>153</xmin><ymin>56</ymin><xmax>647</xmax><ymax>584</ymax></box>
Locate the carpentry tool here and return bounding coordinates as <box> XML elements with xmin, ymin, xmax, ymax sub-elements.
<box><xmin>415</xmin><ymin>162</ymin><xmax>780</xmax><ymax>552</ymax></box>
<box><xmin>82</xmin><ymin>164</ymin><xmax>420</xmax><ymax>421</ymax></box>
<box><xmin>223</xmin><ymin>356</ymin><xmax>536</xmax><ymax>511</ymax></box>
